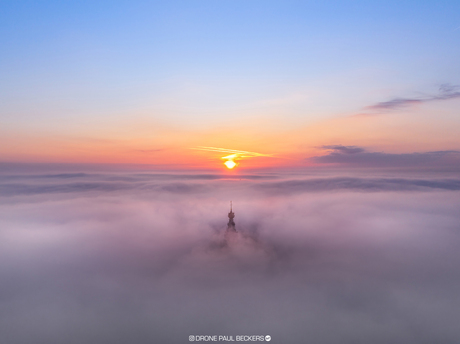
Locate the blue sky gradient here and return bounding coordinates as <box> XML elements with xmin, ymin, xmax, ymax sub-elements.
<box><xmin>1</xmin><ymin>1</ymin><xmax>460</xmax><ymax>165</ymax></box>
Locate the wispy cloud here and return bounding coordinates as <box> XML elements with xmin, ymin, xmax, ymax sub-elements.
<box><xmin>134</xmin><ymin>148</ymin><xmax>167</xmax><ymax>154</ymax></box>
<box><xmin>190</xmin><ymin>146</ymin><xmax>273</xmax><ymax>158</ymax></box>
<box><xmin>256</xmin><ymin>177</ymin><xmax>460</xmax><ymax>193</ymax></box>
<box><xmin>319</xmin><ymin>145</ymin><xmax>366</xmax><ymax>155</ymax></box>
<box><xmin>311</xmin><ymin>145</ymin><xmax>460</xmax><ymax>170</ymax></box>
<box><xmin>361</xmin><ymin>83</ymin><xmax>460</xmax><ymax>113</ymax></box>
<box><xmin>3</xmin><ymin>172</ymin><xmax>460</xmax><ymax>198</ymax></box>
<box><xmin>190</xmin><ymin>146</ymin><xmax>274</xmax><ymax>168</ymax></box>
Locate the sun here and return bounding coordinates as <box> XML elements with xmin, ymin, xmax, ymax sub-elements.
<box><xmin>189</xmin><ymin>146</ymin><xmax>273</xmax><ymax>169</ymax></box>
<box><xmin>224</xmin><ymin>160</ymin><xmax>237</xmax><ymax>169</ymax></box>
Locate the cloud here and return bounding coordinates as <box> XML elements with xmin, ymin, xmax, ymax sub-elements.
<box><xmin>1</xmin><ymin>172</ymin><xmax>460</xmax><ymax>343</ymax></box>
<box><xmin>191</xmin><ymin>146</ymin><xmax>273</xmax><ymax>158</ymax></box>
<box><xmin>0</xmin><ymin>181</ymin><xmax>129</xmax><ymax>196</ymax></box>
<box><xmin>319</xmin><ymin>145</ymin><xmax>366</xmax><ymax>155</ymax></box>
<box><xmin>312</xmin><ymin>145</ymin><xmax>460</xmax><ymax>170</ymax></box>
<box><xmin>363</xmin><ymin>83</ymin><xmax>460</xmax><ymax>112</ymax></box>
<box><xmin>190</xmin><ymin>146</ymin><xmax>275</xmax><ymax>168</ymax></box>
<box><xmin>255</xmin><ymin>177</ymin><xmax>460</xmax><ymax>193</ymax></box>
<box><xmin>3</xmin><ymin>171</ymin><xmax>460</xmax><ymax>198</ymax></box>
<box><xmin>0</xmin><ymin>172</ymin><xmax>281</xmax><ymax>197</ymax></box>
<box><xmin>134</xmin><ymin>148</ymin><xmax>167</xmax><ymax>154</ymax></box>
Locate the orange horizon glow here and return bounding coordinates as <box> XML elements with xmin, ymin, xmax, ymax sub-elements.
<box><xmin>4</xmin><ymin>108</ymin><xmax>460</xmax><ymax>171</ymax></box>
<box><xmin>191</xmin><ymin>146</ymin><xmax>275</xmax><ymax>170</ymax></box>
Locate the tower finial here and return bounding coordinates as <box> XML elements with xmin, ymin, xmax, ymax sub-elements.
<box><xmin>227</xmin><ymin>200</ymin><xmax>236</xmax><ymax>232</ymax></box>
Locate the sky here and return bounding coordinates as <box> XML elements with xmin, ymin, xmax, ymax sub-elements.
<box><xmin>1</xmin><ymin>0</ymin><xmax>460</xmax><ymax>169</ymax></box>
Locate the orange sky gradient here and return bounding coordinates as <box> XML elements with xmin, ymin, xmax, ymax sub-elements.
<box><xmin>2</xmin><ymin>98</ymin><xmax>460</xmax><ymax>171</ymax></box>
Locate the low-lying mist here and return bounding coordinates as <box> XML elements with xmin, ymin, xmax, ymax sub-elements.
<box><xmin>1</xmin><ymin>171</ymin><xmax>460</xmax><ymax>344</ymax></box>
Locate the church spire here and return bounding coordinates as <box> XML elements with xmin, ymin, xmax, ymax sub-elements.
<box><xmin>227</xmin><ymin>201</ymin><xmax>236</xmax><ymax>232</ymax></box>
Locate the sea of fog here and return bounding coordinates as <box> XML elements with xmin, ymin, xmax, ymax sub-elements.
<box><xmin>1</xmin><ymin>171</ymin><xmax>460</xmax><ymax>344</ymax></box>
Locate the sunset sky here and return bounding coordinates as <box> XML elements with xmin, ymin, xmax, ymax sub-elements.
<box><xmin>3</xmin><ymin>3</ymin><xmax>460</xmax><ymax>344</ymax></box>
<box><xmin>1</xmin><ymin>1</ymin><xmax>460</xmax><ymax>170</ymax></box>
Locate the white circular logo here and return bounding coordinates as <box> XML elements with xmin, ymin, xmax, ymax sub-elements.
<box><xmin>189</xmin><ymin>335</ymin><xmax>195</xmax><ymax>341</ymax></box>
<box><xmin>265</xmin><ymin>335</ymin><xmax>271</xmax><ymax>341</ymax></box>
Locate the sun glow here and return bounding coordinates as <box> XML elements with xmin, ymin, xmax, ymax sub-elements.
<box><xmin>224</xmin><ymin>160</ymin><xmax>237</xmax><ymax>169</ymax></box>
<box><xmin>222</xmin><ymin>153</ymin><xmax>238</xmax><ymax>169</ymax></box>
<box><xmin>190</xmin><ymin>146</ymin><xmax>274</xmax><ymax>169</ymax></box>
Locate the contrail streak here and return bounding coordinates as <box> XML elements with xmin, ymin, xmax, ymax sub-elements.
<box><xmin>190</xmin><ymin>146</ymin><xmax>273</xmax><ymax>158</ymax></box>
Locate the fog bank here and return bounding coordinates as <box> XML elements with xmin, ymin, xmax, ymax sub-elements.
<box><xmin>1</xmin><ymin>172</ymin><xmax>459</xmax><ymax>343</ymax></box>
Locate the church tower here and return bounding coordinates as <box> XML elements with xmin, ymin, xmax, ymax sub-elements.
<box><xmin>227</xmin><ymin>201</ymin><xmax>236</xmax><ymax>232</ymax></box>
